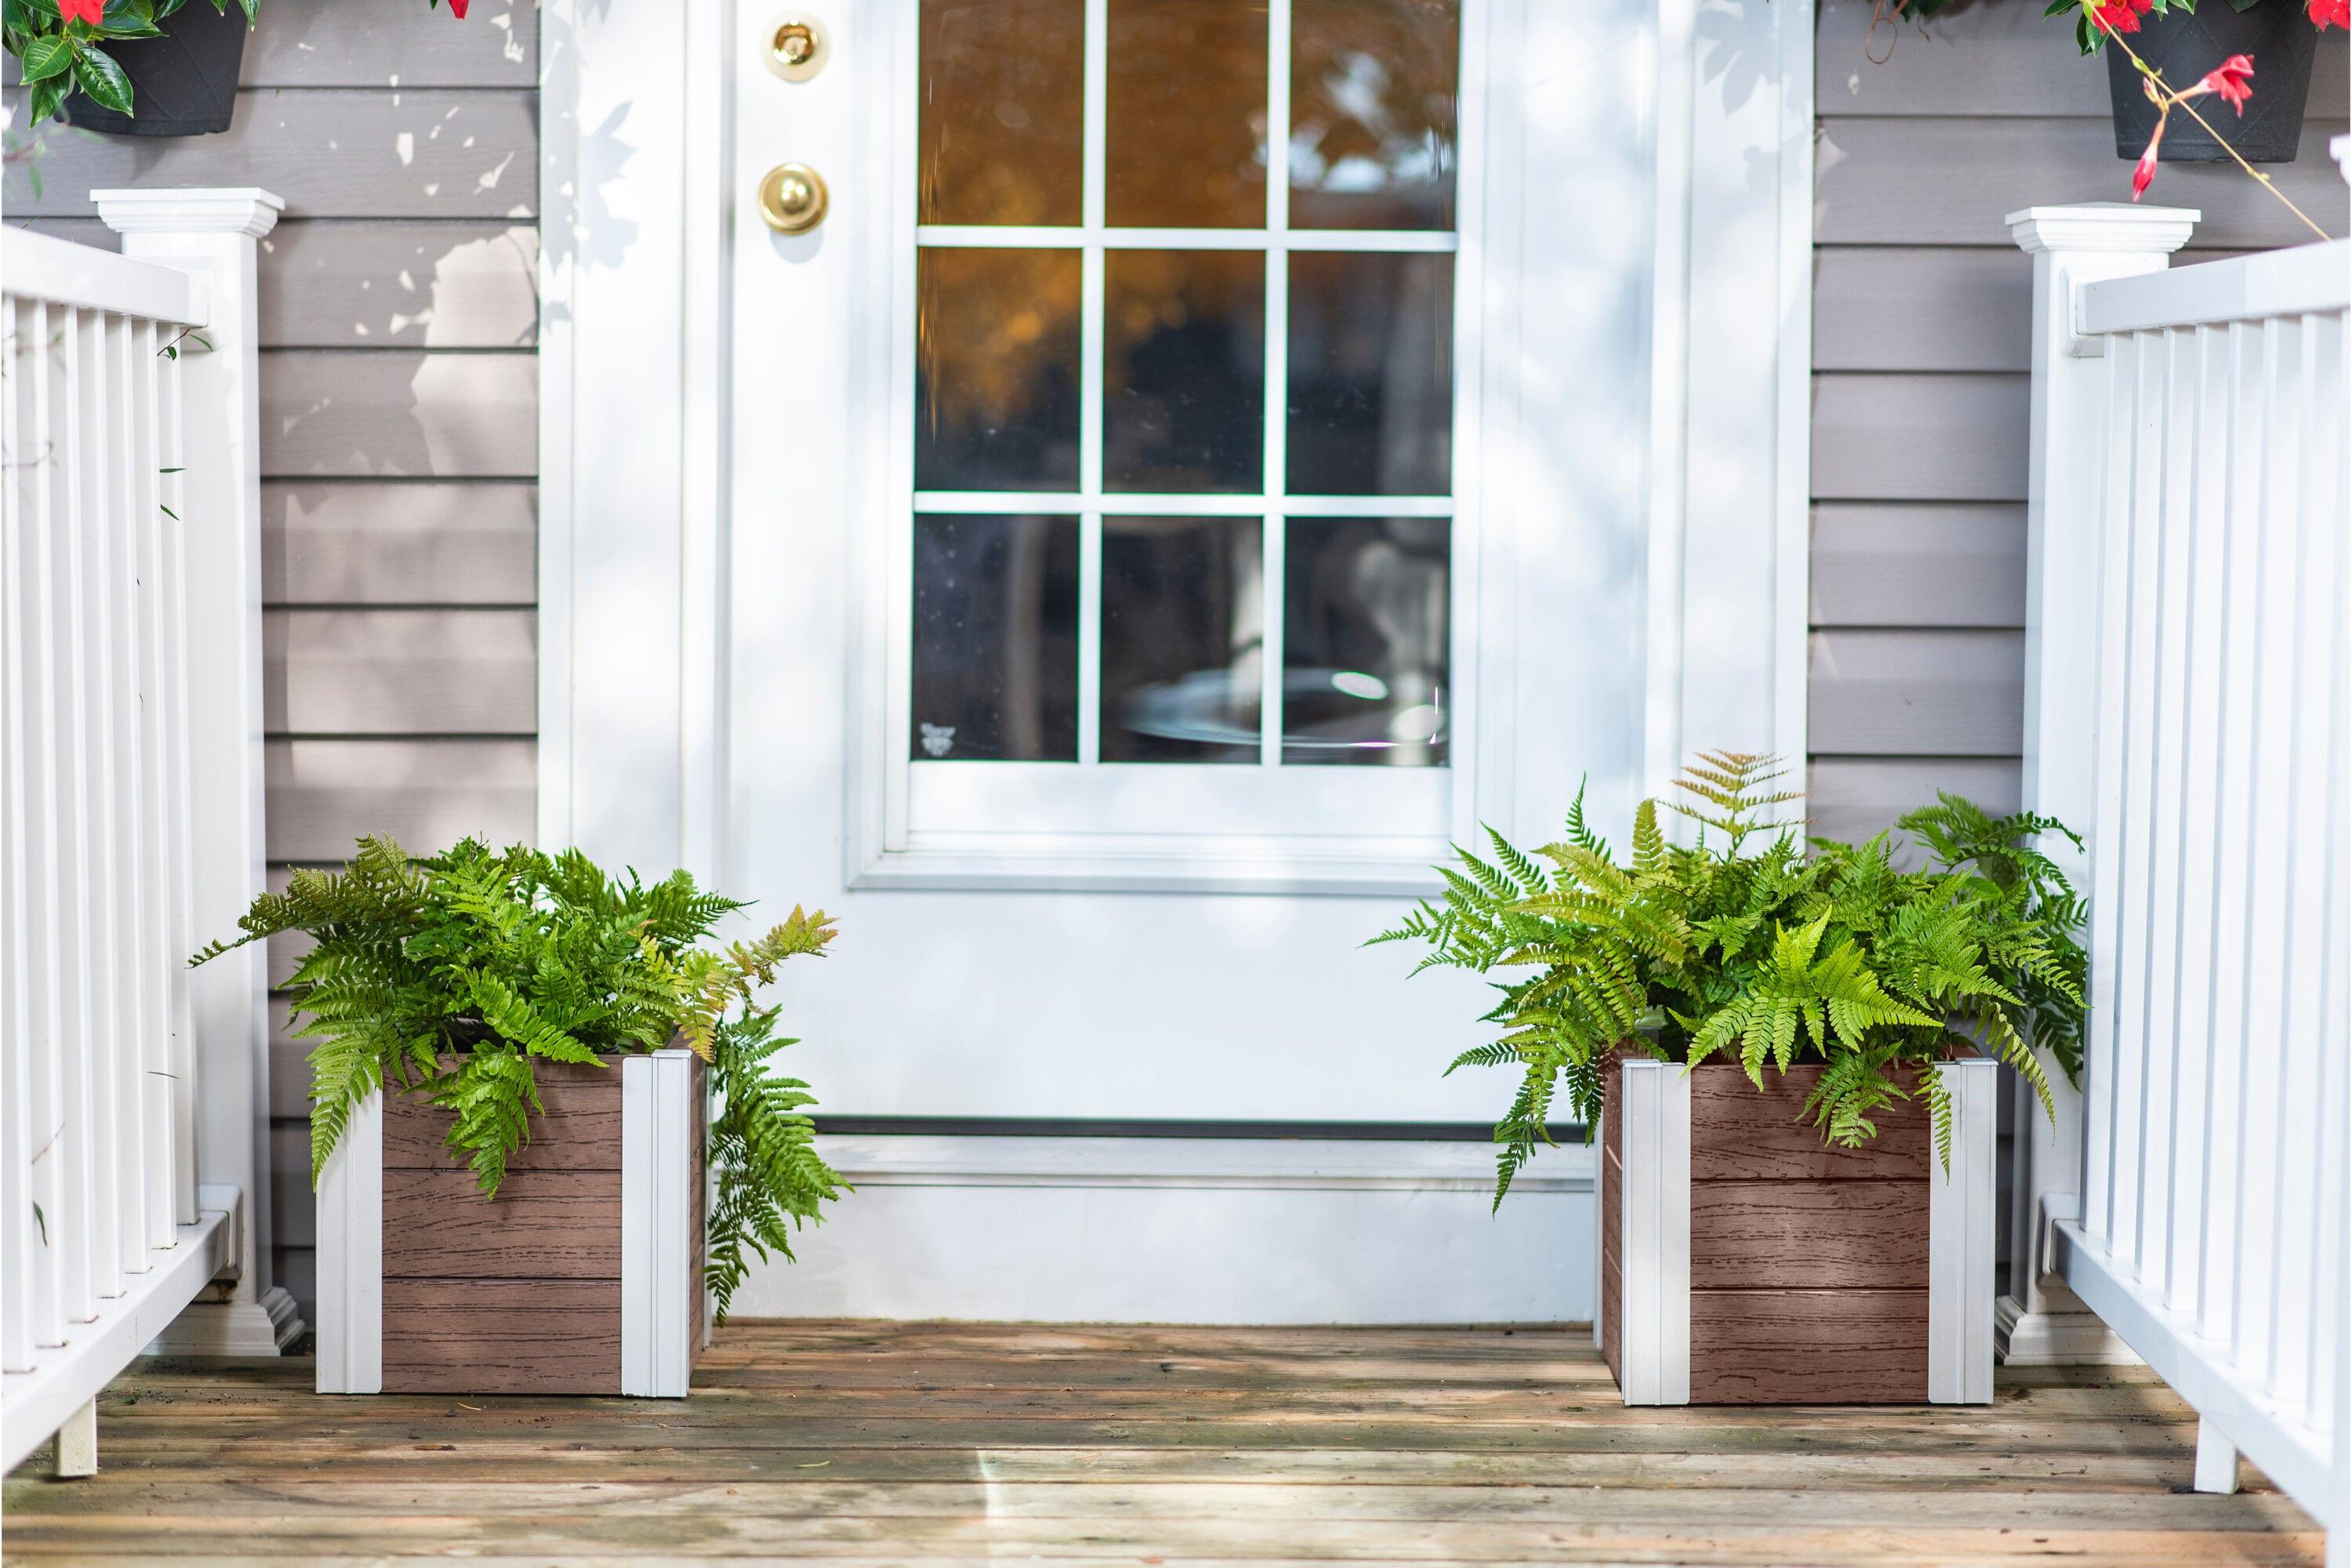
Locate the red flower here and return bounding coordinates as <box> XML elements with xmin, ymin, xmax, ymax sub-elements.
<box><xmin>2310</xmin><ymin>0</ymin><xmax>2347</xmax><ymax>29</ymax></box>
<box><xmin>448</xmin><ymin>0</ymin><xmax>469</xmax><ymax>16</ymax></box>
<box><xmin>2194</xmin><ymin>53</ymin><xmax>2256</xmax><ymax>114</ymax></box>
<box><xmin>2132</xmin><ymin>122</ymin><xmax>2165</xmax><ymax>201</ymax></box>
<box><xmin>57</xmin><ymin>0</ymin><xmax>103</xmax><ymax>24</ymax></box>
<box><xmin>2092</xmin><ymin>0</ymin><xmax>2154</xmax><ymax>34</ymax></box>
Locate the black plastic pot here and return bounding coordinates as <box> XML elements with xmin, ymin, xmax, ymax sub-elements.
<box><xmin>2107</xmin><ymin>0</ymin><xmax>2319</xmax><ymax>162</ymax></box>
<box><xmin>63</xmin><ymin>1</ymin><xmax>249</xmax><ymax>138</ymax></box>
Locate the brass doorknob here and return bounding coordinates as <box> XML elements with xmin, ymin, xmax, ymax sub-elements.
<box><xmin>766</xmin><ymin>14</ymin><xmax>829</xmax><ymax>81</ymax></box>
<box><xmin>758</xmin><ymin>162</ymin><xmax>829</xmax><ymax>234</ymax></box>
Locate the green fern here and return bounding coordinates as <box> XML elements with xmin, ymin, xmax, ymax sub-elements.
<box><xmin>1374</xmin><ymin>757</ymin><xmax>2087</xmax><ymax>1196</ymax></box>
<box><xmin>194</xmin><ymin>837</ymin><xmax>846</xmax><ymax>1321</ymax></box>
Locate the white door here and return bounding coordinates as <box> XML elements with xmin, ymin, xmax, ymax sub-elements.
<box><xmin>719</xmin><ymin>0</ymin><xmax>1658</xmax><ymax>1313</ymax></box>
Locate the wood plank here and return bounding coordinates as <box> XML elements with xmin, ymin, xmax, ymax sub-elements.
<box><xmin>2</xmin><ymin>89</ymin><xmax>539</xmax><ymax>219</ymax></box>
<box><xmin>1814</xmin><ymin>117</ymin><xmax>2350</xmax><ymax>250</ymax></box>
<box><xmin>381</xmin><ymin>1059</ymin><xmax>624</xmax><ymax>1173</ymax></box>
<box><xmin>258</xmin><ymin>223</ymin><xmax>539</xmax><ymax>347</ymax></box>
<box><xmin>1689</xmin><ymin>1063</ymin><xmax>1931</xmax><ymax>1181</ymax></box>
<box><xmin>1810</xmin><ymin>503</ymin><xmax>2026</xmax><ymax>629</ymax></box>
<box><xmin>1806</xmin><ymin>755</ymin><xmax>2024</xmax><ymax>851</ymax></box>
<box><xmin>1811</xmin><ymin>373</ymin><xmax>2027</xmax><ymax>503</ymax></box>
<box><xmin>1809</xmin><ymin>628</ymin><xmax>2024</xmax><ymax>758</ymax></box>
<box><xmin>245</xmin><ymin>0</ymin><xmax>538</xmax><ymax>89</ymax></box>
<box><xmin>1687</xmin><ymin>1289</ymin><xmax>1929</xmax><ymax>1404</ymax></box>
<box><xmin>1690</xmin><ymin>1181</ymin><xmax>1930</xmax><ymax>1290</ymax></box>
<box><xmin>1817</xmin><ymin>0</ymin><xmax>2348</xmax><ymax>119</ymax></box>
<box><xmin>265</xmin><ymin>737</ymin><xmax>536</xmax><ymax>861</ymax></box>
<box><xmin>260</xmin><ymin>350</ymin><xmax>537</xmax><ymax>478</ymax></box>
<box><xmin>381</xmin><ymin>1278</ymin><xmax>621</xmax><ymax>1395</ymax></box>
<box><xmin>263</xmin><ymin>608</ymin><xmax>535</xmax><ymax>735</ymax></box>
<box><xmin>380</xmin><ymin>1167</ymin><xmax>623</xmax><ymax>1279</ymax></box>
<box><xmin>263</xmin><ymin>481</ymin><xmax>536</xmax><ymax>606</ymax></box>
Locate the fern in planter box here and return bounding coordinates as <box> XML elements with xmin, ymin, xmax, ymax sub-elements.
<box><xmin>193</xmin><ymin>836</ymin><xmax>844</xmax><ymax>1319</ymax></box>
<box><xmin>1376</xmin><ymin>753</ymin><xmax>2089</xmax><ymax>1200</ymax></box>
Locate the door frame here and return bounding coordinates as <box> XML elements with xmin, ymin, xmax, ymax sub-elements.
<box><xmin>535</xmin><ymin>0</ymin><xmax>1817</xmax><ymax>880</ymax></box>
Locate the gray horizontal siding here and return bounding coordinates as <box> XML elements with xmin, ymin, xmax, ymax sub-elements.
<box><xmin>267</xmin><ymin>738</ymin><xmax>538</xmax><ymax>862</ymax></box>
<box><xmin>1816</xmin><ymin>116</ymin><xmax>2349</xmax><ymax>252</ymax></box>
<box><xmin>1808</xmin><ymin>3</ymin><xmax>2347</xmax><ymax>840</ymax></box>
<box><xmin>1817</xmin><ymin>0</ymin><xmax>2350</xmax><ymax>118</ymax></box>
<box><xmin>1809</xmin><ymin>630</ymin><xmax>2024</xmax><ymax>757</ymax></box>
<box><xmin>247</xmin><ymin>0</ymin><xmax>537</xmax><ymax>88</ymax></box>
<box><xmin>1810</xmin><ymin>504</ymin><xmax>2024</xmax><ymax>630</ymax></box>
<box><xmin>5</xmin><ymin>89</ymin><xmax>537</xmax><ymax>219</ymax></box>
<box><xmin>25</xmin><ymin>220</ymin><xmax>539</xmax><ymax>349</ymax></box>
<box><xmin>260</xmin><ymin>350</ymin><xmax>538</xmax><ymax>477</ymax></box>
<box><xmin>2</xmin><ymin>0</ymin><xmax>550</xmax><ymax>1325</ymax></box>
<box><xmin>263</xmin><ymin>481</ymin><xmax>536</xmax><ymax>604</ymax></box>
<box><xmin>264</xmin><ymin>609</ymin><xmax>537</xmax><ymax>734</ymax></box>
<box><xmin>1812</xmin><ymin>373</ymin><xmax>2029</xmax><ymax>503</ymax></box>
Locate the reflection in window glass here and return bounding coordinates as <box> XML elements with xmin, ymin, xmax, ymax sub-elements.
<box><xmin>1290</xmin><ymin>0</ymin><xmax>1458</xmax><ymax>230</ymax></box>
<box><xmin>1105</xmin><ymin>251</ymin><xmax>1266</xmax><ymax>494</ymax></box>
<box><xmin>1105</xmin><ymin>0</ymin><xmax>1269</xmax><ymax>228</ymax></box>
<box><xmin>919</xmin><ymin>0</ymin><xmax>1087</xmax><ymax>225</ymax></box>
<box><xmin>1286</xmin><ymin>251</ymin><xmax>1451</xmax><ymax>495</ymax></box>
<box><xmin>916</xmin><ymin>249</ymin><xmax>1084</xmax><ymax>491</ymax></box>
<box><xmin>1101</xmin><ymin>517</ymin><xmax>1264</xmax><ymax>763</ymax></box>
<box><xmin>912</xmin><ymin>514</ymin><xmax>1082</xmax><ymax>761</ymax></box>
<box><xmin>1282</xmin><ymin>517</ymin><xmax>1447</xmax><ymax>765</ymax></box>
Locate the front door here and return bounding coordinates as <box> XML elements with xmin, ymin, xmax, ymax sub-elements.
<box><xmin>721</xmin><ymin>0</ymin><xmax>1639</xmax><ymax>1215</ymax></box>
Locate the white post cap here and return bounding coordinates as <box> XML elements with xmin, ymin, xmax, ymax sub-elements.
<box><xmin>2006</xmin><ymin>202</ymin><xmax>2200</xmax><ymax>256</ymax></box>
<box><xmin>93</xmin><ymin>187</ymin><xmax>285</xmax><ymax>239</ymax></box>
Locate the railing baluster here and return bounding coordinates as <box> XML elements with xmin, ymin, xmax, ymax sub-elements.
<box><xmin>26</xmin><ymin>297</ymin><xmax>70</xmax><ymax>1349</ymax></box>
<box><xmin>80</xmin><ymin>305</ymin><xmax>126</xmax><ymax>1305</ymax></box>
<box><xmin>2082</xmin><ymin>330</ymin><xmax>2136</xmax><ymax>1249</ymax></box>
<box><xmin>132</xmin><ymin>317</ymin><xmax>177</xmax><ymax>1254</ymax></box>
<box><xmin>156</xmin><ymin>320</ymin><xmax>199</xmax><ymax>1228</ymax></box>
<box><xmin>2</xmin><ymin>294</ymin><xmax>39</xmax><ymax>1375</ymax></box>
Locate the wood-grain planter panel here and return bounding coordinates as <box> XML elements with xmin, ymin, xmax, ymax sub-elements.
<box><xmin>1598</xmin><ymin>1056</ymin><xmax>1995</xmax><ymax>1406</ymax></box>
<box><xmin>312</xmin><ymin>1051</ymin><xmax>707</xmax><ymax>1398</ymax></box>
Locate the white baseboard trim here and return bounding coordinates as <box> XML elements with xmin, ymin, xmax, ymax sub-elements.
<box><xmin>1994</xmin><ymin>1294</ymin><xmax>2143</xmax><ymax>1367</ymax></box>
<box><xmin>724</xmin><ymin>1135</ymin><xmax>1597</xmax><ymax>1324</ymax></box>
<box><xmin>145</xmin><ymin>1286</ymin><xmax>304</xmax><ymax>1357</ymax></box>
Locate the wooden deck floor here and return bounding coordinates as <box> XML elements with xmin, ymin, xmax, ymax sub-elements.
<box><xmin>2</xmin><ymin>1321</ymin><xmax>2322</xmax><ymax>1566</ymax></box>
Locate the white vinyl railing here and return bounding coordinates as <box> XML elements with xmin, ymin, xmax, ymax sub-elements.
<box><xmin>2012</xmin><ymin>191</ymin><xmax>2348</xmax><ymax>1553</ymax></box>
<box><xmin>2</xmin><ymin>191</ymin><xmax>286</xmax><ymax>1477</ymax></box>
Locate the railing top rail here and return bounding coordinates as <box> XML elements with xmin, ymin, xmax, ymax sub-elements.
<box><xmin>2079</xmin><ymin>238</ymin><xmax>2350</xmax><ymax>338</ymax></box>
<box><xmin>2</xmin><ymin>227</ymin><xmax>209</xmax><ymax>328</ymax></box>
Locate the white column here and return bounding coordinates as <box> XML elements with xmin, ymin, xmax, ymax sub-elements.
<box><xmin>1998</xmin><ymin>202</ymin><xmax>2197</xmax><ymax>1366</ymax></box>
<box><xmin>93</xmin><ymin>188</ymin><xmax>303</xmax><ymax>1356</ymax></box>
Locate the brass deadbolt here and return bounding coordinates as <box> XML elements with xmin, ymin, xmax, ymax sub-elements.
<box><xmin>766</xmin><ymin>14</ymin><xmax>829</xmax><ymax>81</ymax></box>
<box><xmin>758</xmin><ymin>162</ymin><xmax>829</xmax><ymax>234</ymax></box>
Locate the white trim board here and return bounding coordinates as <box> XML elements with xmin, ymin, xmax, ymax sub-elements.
<box><xmin>723</xmin><ymin>1136</ymin><xmax>1598</xmax><ymax>1324</ymax></box>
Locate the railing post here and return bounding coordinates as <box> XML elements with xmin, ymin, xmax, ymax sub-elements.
<box><xmin>1999</xmin><ymin>203</ymin><xmax>2197</xmax><ymax>1365</ymax></box>
<box><xmin>93</xmin><ymin>188</ymin><xmax>302</xmax><ymax>1356</ymax></box>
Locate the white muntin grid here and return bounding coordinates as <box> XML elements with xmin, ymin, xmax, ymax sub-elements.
<box><xmin>906</xmin><ymin>0</ymin><xmax>1461</xmax><ymax>772</ymax></box>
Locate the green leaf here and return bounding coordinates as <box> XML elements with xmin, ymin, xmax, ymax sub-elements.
<box><xmin>68</xmin><ymin>44</ymin><xmax>132</xmax><ymax>114</ymax></box>
<box><xmin>27</xmin><ymin>72</ymin><xmax>68</xmax><ymax>125</ymax></box>
<box><xmin>18</xmin><ymin>32</ymin><xmax>73</xmax><ymax>82</ymax></box>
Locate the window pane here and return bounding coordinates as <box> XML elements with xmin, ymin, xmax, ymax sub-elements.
<box><xmin>920</xmin><ymin>0</ymin><xmax>1087</xmax><ymax>225</ymax></box>
<box><xmin>912</xmin><ymin>514</ymin><xmax>1081</xmax><ymax>761</ymax></box>
<box><xmin>1282</xmin><ymin>517</ymin><xmax>1447</xmax><ymax>766</ymax></box>
<box><xmin>1105</xmin><ymin>249</ymin><xmax>1266</xmax><ymax>494</ymax></box>
<box><xmin>1289</xmin><ymin>0</ymin><xmax>1458</xmax><ymax>230</ymax></box>
<box><xmin>1105</xmin><ymin>0</ymin><xmax>1269</xmax><ymax>228</ymax></box>
<box><xmin>1102</xmin><ymin>517</ymin><xmax>1264</xmax><ymax>763</ymax></box>
<box><xmin>1286</xmin><ymin>251</ymin><xmax>1451</xmax><ymax>495</ymax></box>
<box><xmin>916</xmin><ymin>248</ymin><xmax>1083</xmax><ymax>491</ymax></box>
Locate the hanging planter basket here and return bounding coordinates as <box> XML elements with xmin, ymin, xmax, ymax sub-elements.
<box><xmin>2107</xmin><ymin>1</ymin><xmax>2320</xmax><ymax>162</ymax></box>
<box><xmin>64</xmin><ymin>2</ymin><xmax>249</xmax><ymax>138</ymax></box>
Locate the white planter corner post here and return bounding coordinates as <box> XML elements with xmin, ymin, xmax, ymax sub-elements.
<box><xmin>93</xmin><ymin>187</ymin><xmax>303</xmax><ymax>1356</ymax></box>
<box><xmin>1999</xmin><ymin>201</ymin><xmax>2195</xmax><ymax>1368</ymax></box>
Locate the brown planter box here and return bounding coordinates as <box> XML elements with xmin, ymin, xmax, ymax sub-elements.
<box><xmin>1599</xmin><ymin>1054</ymin><xmax>1995</xmax><ymax>1406</ymax></box>
<box><xmin>314</xmin><ymin>1050</ymin><xmax>710</xmax><ymax>1397</ymax></box>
